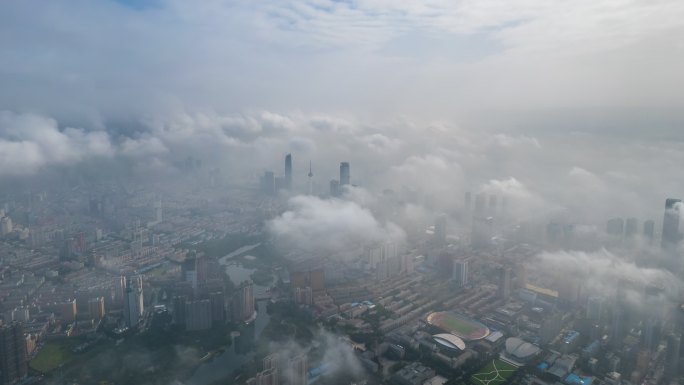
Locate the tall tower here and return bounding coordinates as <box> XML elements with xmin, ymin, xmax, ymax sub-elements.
<box><xmin>498</xmin><ymin>267</ymin><xmax>511</xmax><ymax>300</ymax></box>
<box><xmin>285</xmin><ymin>154</ymin><xmax>292</xmax><ymax>189</ymax></box>
<box><xmin>0</xmin><ymin>322</ymin><xmax>28</xmax><ymax>385</ymax></box>
<box><xmin>123</xmin><ymin>276</ymin><xmax>144</xmax><ymax>327</ymax></box>
<box><xmin>287</xmin><ymin>354</ymin><xmax>308</xmax><ymax>385</ymax></box>
<box><xmin>643</xmin><ymin>220</ymin><xmax>655</xmax><ymax>244</ymax></box>
<box><xmin>662</xmin><ymin>198</ymin><xmax>681</xmax><ymax>250</ymax></box>
<box><xmin>307</xmin><ymin>161</ymin><xmax>313</xmax><ymax>195</ymax></box>
<box><xmin>339</xmin><ymin>162</ymin><xmax>350</xmax><ymax>186</ymax></box>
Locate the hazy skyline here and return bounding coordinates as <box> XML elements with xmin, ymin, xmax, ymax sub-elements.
<box><xmin>2</xmin><ymin>0</ymin><xmax>684</xmax><ymax>223</ymax></box>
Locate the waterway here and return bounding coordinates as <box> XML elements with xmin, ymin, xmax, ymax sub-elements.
<box><xmin>185</xmin><ymin>246</ymin><xmax>271</xmax><ymax>385</ymax></box>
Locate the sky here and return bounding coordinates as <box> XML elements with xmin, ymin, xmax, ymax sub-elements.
<box><xmin>2</xmin><ymin>0</ymin><xmax>684</xmax><ymax>223</ymax></box>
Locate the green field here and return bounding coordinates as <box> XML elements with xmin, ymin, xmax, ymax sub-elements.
<box><xmin>470</xmin><ymin>359</ymin><xmax>517</xmax><ymax>385</ymax></box>
<box><xmin>30</xmin><ymin>340</ymin><xmax>76</xmax><ymax>373</ymax></box>
<box><xmin>442</xmin><ymin>317</ymin><xmax>479</xmax><ymax>334</ymax></box>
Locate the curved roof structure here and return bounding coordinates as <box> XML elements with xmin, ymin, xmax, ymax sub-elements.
<box><xmin>505</xmin><ymin>337</ymin><xmax>540</xmax><ymax>359</ymax></box>
<box><xmin>426</xmin><ymin>311</ymin><xmax>490</xmax><ymax>341</ymax></box>
<box><xmin>433</xmin><ymin>333</ymin><xmax>466</xmax><ymax>350</ymax></box>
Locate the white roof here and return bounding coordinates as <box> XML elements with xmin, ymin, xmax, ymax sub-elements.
<box><xmin>432</xmin><ymin>333</ymin><xmax>466</xmax><ymax>350</ymax></box>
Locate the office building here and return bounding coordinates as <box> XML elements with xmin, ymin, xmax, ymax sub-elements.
<box><xmin>452</xmin><ymin>259</ymin><xmax>469</xmax><ymax>288</ymax></box>
<box><xmin>173</xmin><ymin>295</ymin><xmax>187</xmax><ymax>326</ymax></box>
<box><xmin>498</xmin><ymin>267</ymin><xmax>511</xmax><ymax>300</ymax></box>
<box><xmin>88</xmin><ymin>297</ymin><xmax>105</xmax><ymax>320</ymax></box>
<box><xmin>124</xmin><ymin>275</ymin><xmax>144</xmax><ymax>327</ymax></box>
<box><xmin>289</xmin><ymin>268</ymin><xmax>325</xmax><ymax>293</ymax></box>
<box><xmin>287</xmin><ymin>354</ymin><xmax>308</xmax><ymax>385</ymax></box>
<box><xmin>0</xmin><ymin>322</ymin><xmax>27</xmax><ymax>385</ymax></box>
<box><xmin>285</xmin><ymin>153</ymin><xmax>292</xmax><ymax>189</ymax></box>
<box><xmin>255</xmin><ymin>368</ymin><xmax>279</xmax><ymax>385</ymax></box>
<box><xmin>339</xmin><ymin>162</ymin><xmax>350</xmax><ymax>186</ymax></box>
<box><xmin>209</xmin><ymin>291</ymin><xmax>225</xmax><ymax>324</ymax></box>
<box><xmin>667</xmin><ymin>333</ymin><xmax>681</xmax><ymax>378</ymax></box>
<box><xmin>662</xmin><ymin>198</ymin><xmax>681</xmax><ymax>250</ymax></box>
<box><xmin>231</xmin><ymin>281</ymin><xmax>255</xmax><ymax>324</ymax></box>
<box><xmin>185</xmin><ymin>299</ymin><xmax>212</xmax><ymax>331</ymax></box>
<box><xmin>329</xmin><ymin>179</ymin><xmax>340</xmax><ymax>197</ymax></box>
<box><xmin>643</xmin><ymin>220</ymin><xmax>655</xmax><ymax>243</ymax></box>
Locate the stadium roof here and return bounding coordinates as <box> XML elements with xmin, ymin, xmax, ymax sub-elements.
<box><xmin>433</xmin><ymin>333</ymin><xmax>466</xmax><ymax>350</ymax></box>
<box><xmin>505</xmin><ymin>337</ymin><xmax>541</xmax><ymax>359</ymax></box>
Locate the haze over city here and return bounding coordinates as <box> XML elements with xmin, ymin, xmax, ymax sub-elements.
<box><xmin>1</xmin><ymin>1</ymin><xmax>684</xmax><ymax>385</ymax></box>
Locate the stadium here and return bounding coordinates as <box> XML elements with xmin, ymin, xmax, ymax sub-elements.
<box><xmin>426</xmin><ymin>311</ymin><xmax>490</xmax><ymax>341</ymax></box>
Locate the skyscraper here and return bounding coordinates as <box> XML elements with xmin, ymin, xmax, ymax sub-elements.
<box><xmin>329</xmin><ymin>179</ymin><xmax>340</xmax><ymax>197</ymax></box>
<box><xmin>643</xmin><ymin>220</ymin><xmax>655</xmax><ymax>244</ymax></box>
<box><xmin>452</xmin><ymin>259</ymin><xmax>469</xmax><ymax>288</ymax></box>
<box><xmin>662</xmin><ymin>198</ymin><xmax>681</xmax><ymax>250</ymax></box>
<box><xmin>0</xmin><ymin>322</ymin><xmax>27</xmax><ymax>385</ymax></box>
<box><xmin>231</xmin><ymin>281</ymin><xmax>255</xmax><ymax>324</ymax></box>
<box><xmin>498</xmin><ymin>267</ymin><xmax>511</xmax><ymax>300</ymax></box>
<box><xmin>339</xmin><ymin>162</ymin><xmax>350</xmax><ymax>186</ymax></box>
<box><xmin>287</xmin><ymin>354</ymin><xmax>308</xmax><ymax>385</ymax></box>
<box><xmin>667</xmin><ymin>333</ymin><xmax>681</xmax><ymax>378</ymax></box>
<box><xmin>124</xmin><ymin>275</ymin><xmax>144</xmax><ymax>327</ymax></box>
<box><xmin>624</xmin><ymin>217</ymin><xmax>638</xmax><ymax>238</ymax></box>
<box><xmin>285</xmin><ymin>153</ymin><xmax>292</xmax><ymax>189</ymax></box>
<box><xmin>464</xmin><ymin>191</ymin><xmax>472</xmax><ymax>211</ymax></box>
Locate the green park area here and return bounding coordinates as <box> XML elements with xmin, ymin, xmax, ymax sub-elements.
<box><xmin>30</xmin><ymin>340</ymin><xmax>76</xmax><ymax>373</ymax></box>
<box><xmin>470</xmin><ymin>359</ymin><xmax>517</xmax><ymax>385</ymax></box>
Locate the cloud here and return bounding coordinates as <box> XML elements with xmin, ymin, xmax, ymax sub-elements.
<box><xmin>0</xmin><ymin>111</ymin><xmax>114</xmax><ymax>175</ymax></box>
<box><xmin>268</xmin><ymin>195</ymin><xmax>406</xmax><ymax>255</ymax></box>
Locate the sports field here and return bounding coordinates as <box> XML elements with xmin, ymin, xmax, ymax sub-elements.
<box><xmin>426</xmin><ymin>311</ymin><xmax>490</xmax><ymax>340</ymax></box>
<box><xmin>470</xmin><ymin>359</ymin><xmax>517</xmax><ymax>385</ymax></box>
<box><xmin>30</xmin><ymin>341</ymin><xmax>75</xmax><ymax>373</ymax></box>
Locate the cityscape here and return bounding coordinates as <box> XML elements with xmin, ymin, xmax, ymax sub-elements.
<box><xmin>2</xmin><ymin>1</ymin><xmax>684</xmax><ymax>385</ymax></box>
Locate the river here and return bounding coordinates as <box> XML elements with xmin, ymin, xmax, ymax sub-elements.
<box><xmin>185</xmin><ymin>246</ymin><xmax>272</xmax><ymax>385</ymax></box>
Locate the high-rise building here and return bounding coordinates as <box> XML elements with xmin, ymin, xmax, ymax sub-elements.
<box><xmin>263</xmin><ymin>353</ymin><xmax>279</xmax><ymax>371</ymax></box>
<box><xmin>285</xmin><ymin>154</ymin><xmax>292</xmax><ymax>190</ymax></box>
<box><xmin>182</xmin><ymin>256</ymin><xmax>198</xmax><ymax>289</ymax></box>
<box><xmin>287</xmin><ymin>354</ymin><xmax>308</xmax><ymax>385</ymax></box>
<box><xmin>255</xmin><ymin>368</ymin><xmax>279</xmax><ymax>385</ymax></box>
<box><xmin>434</xmin><ymin>214</ymin><xmax>447</xmax><ymax>245</ymax></box>
<box><xmin>662</xmin><ymin>198</ymin><xmax>682</xmax><ymax>250</ymax></box>
<box><xmin>329</xmin><ymin>179</ymin><xmax>340</xmax><ymax>197</ymax></box>
<box><xmin>624</xmin><ymin>217</ymin><xmax>638</xmax><ymax>238</ymax></box>
<box><xmin>643</xmin><ymin>220</ymin><xmax>655</xmax><ymax>244</ymax></box>
<box><xmin>153</xmin><ymin>199</ymin><xmax>162</xmax><ymax>224</ymax></box>
<box><xmin>173</xmin><ymin>295</ymin><xmax>187</xmax><ymax>326</ymax></box>
<box><xmin>231</xmin><ymin>281</ymin><xmax>255</xmax><ymax>324</ymax></box>
<box><xmin>307</xmin><ymin>161</ymin><xmax>313</xmax><ymax>195</ymax></box>
<box><xmin>185</xmin><ymin>299</ymin><xmax>212</xmax><ymax>331</ymax></box>
<box><xmin>289</xmin><ymin>268</ymin><xmax>325</xmax><ymax>293</ymax></box>
<box><xmin>88</xmin><ymin>297</ymin><xmax>105</xmax><ymax>320</ymax></box>
<box><xmin>0</xmin><ymin>322</ymin><xmax>28</xmax><ymax>385</ymax></box>
<box><xmin>452</xmin><ymin>259</ymin><xmax>469</xmax><ymax>288</ymax></box>
<box><xmin>339</xmin><ymin>162</ymin><xmax>350</xmax><ymax>186</ymax></box>
<box><xmin>667</xmin><ymin>333</ymin><xmax>681</xmax><ymax>378</ymax></box>
<box><xmin>209</xmin><ymin>291</ymin><xmax>225</xmax><ymax>324</ymax></box>
<box><xmin>294</xmin><ymin>287</ymin><xmax>313</xmax><ymax>306</ymax></box>
<box><xmin>124</xmin><ymin>276</ymin><xmax>144</xmax><ymax>327</ymax></box>
<box><xmin>498</xmin><ymin>267</ymin><xmax>511</xmax><ymax>300</ymax></box>
<box><xmin>0</xmin><ymin>216</ymin><xmax>13</xmax><ymax>236</ymax></box>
